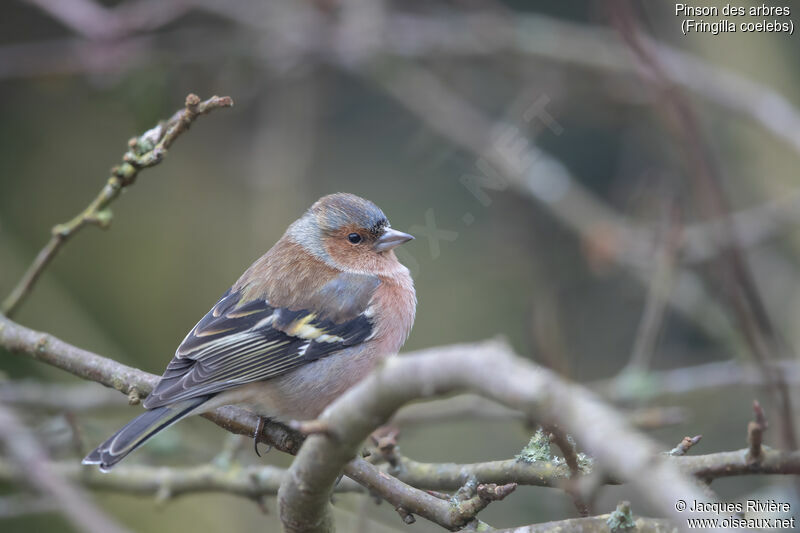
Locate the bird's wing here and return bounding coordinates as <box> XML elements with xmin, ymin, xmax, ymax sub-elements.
<box><xmin>142</xmin><ymin>273</ymin><xmax>380</xmax><ymax>409</ymax></box>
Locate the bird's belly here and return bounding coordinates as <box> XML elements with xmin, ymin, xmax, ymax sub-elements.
<box><xmin>207</xmin><ymin>345</ymin><xmax>388</xmax><ymax>421</ymax></box>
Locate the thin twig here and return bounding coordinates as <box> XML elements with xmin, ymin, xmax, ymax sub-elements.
<box><xmin>667</xmin><ymin>435</ymin><xmax>703</xmax><ymax>457</ymax></box>
<box><xmin>545</xmin><ymin>424</ymin><xmax>589</xmax><ymax>516</ymax></box>
<box><xmin>343</xmin><ymin>456</ymin><xmax>509</xmax><ymax>531</ymax></box>
<box><xmin>1</xmin><ymin>93</ymin><xmax>233</xmax><ymax>317</ymax></box>
<box><xmin>624</xmin><ymin>200</ymin><xmax>681</xmax><ymax>374</ymax></box>
<box><xmin>747</xmin><ymin>400</ymin><xmax>769</xmax><ymax>464</ymax></box>
<box><xmin>369</xmin><ymin>426</ymin><xmax>401</xmax><ymax>468</ymax></box>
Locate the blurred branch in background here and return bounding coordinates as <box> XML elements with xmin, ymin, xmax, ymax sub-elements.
<box><xmin>367</xmin><ymin>59</ymin><xmax>741</xmax><ymax>358</ymax></box>
<box><xmin>0</xmin><ymin>494</ymin><xmax>59</xmax><ymax>519</ymax></box>
<box><xmin>0</xmin><ymin>404</ymin><xmax>130</xmax><ymax>533</ymax></box>
<box><xmin>598</xmin><ymin>358</ymin><xmax>800</xmax><ymax>402</ymax></box>
<box><xmin>23</xmin><ymin>0</ymin><xmax>195</xmax><ymax>40</ymax></box>
<box><xmin>12</xmin><ymin>3</ymin><xmax>800</xmax><ymax>350</ymax></box>
<box><xmin>12</xmin><ymin>1</ymin><xmax>800</xmax><ymax>160</ymax></box>
<box><xmin>0</xmin><ymin>379</ymin><xmax>689</xmax><ymax>431</ymax></box>
<box><xmin>610</xmin><ymin>0</ymin><xmax>796</xmax><ymax>450</ymax></box>
<box><xmin>623</xmin><ymin>198</ymin><xmax>681</xmax><ymax>375</ymax></box>
<box><xmin>0</xmin><ymin>380</ymin><xmax>127</xmax><ymax>412</ymax></box>
<box><xmin>390</xmin><ymin>393</ymin><xmax>687</xmax><ymax>430</ymax></box>
<box><xmin>0</xmin><ymin>458</ymin><xmax>362</xmax><ymax>502</ymax></box>
<box><xmin>1</xmin><ymin>93</ymin><xmax>234</xmax><ymax>318</ymax></box>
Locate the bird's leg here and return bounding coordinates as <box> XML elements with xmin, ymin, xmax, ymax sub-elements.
<box><xmin>253</xmin><ymin>416</ymin><xmax>272</xmax><ymax>457</ymax></box>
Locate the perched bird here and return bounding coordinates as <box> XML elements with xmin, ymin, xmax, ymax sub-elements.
<box><xmin>83</xmin><ymin>193</ymin><xmax>416</xmax><ymax>471</ymax></box>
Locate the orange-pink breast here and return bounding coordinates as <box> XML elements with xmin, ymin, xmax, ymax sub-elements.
<box><xmin>371</xmin><ymin>268</ymin><xmax>416</xmax><ymax>355</ymax></box>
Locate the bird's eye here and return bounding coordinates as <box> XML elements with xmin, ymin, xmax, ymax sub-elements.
<box><xmin>347</xmin><ymin>233</ymin><xmax>362</xmax><ymax>244</ymax></box>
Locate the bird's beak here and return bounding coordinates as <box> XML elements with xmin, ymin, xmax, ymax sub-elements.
<box><xmin>374</xmin><ymin>228</ymin><xmax>414</xmax><ymax>252</ymax></box>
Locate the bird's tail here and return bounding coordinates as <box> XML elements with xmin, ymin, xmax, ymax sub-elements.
<box><xmin>82</xmin><ymin>396</ymin><xmax>209</xmax><ymax>472</ymax></box>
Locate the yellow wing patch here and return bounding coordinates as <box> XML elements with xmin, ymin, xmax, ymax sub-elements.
<box><xmin>283</xmin><ymin>313</ymin><xmax>344</xmax><ymax>343</ymax></box>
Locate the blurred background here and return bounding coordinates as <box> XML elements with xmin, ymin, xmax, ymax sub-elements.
<box><xmin>1</xmin><ymin>0</ymin><xmax>799</xmax><ymax>531</ymax></box>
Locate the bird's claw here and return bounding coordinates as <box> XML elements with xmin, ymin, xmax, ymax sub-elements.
<box><xmin>253</xmin><ymin>417</ymin><xmax>272</xmax><ymax>457</ymax></box>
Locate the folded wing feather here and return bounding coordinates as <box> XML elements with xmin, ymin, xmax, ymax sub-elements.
<box><xmin>142</xmin><ymin>273</ymin><xmax>380</xmax><ymax>409</ymax></box>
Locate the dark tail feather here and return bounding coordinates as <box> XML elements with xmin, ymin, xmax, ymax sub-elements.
<box><xmin>83</xmin><ymin>396</ymin><xmax>209</xmax><ymax>471</ymax></box>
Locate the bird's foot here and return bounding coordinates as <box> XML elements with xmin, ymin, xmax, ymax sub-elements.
<box><xmin>253</xmin><ymin>416</ymin><xmax>272</xmax><ymax>457</ymax></box>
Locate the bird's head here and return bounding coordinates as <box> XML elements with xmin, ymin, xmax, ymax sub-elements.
<box><xmin>288</xmin><ymin>193</ymin><xmax>414</xmax><ymax>274</ymax></box>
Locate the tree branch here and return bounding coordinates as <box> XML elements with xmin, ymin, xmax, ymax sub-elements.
<box><xmin>747</xmin><ymin>400</ymin><xmax>768</xmax><ymax>464</ymax></box>
<box><xmin>677</xmin><ymin>447</ymin><xmax>800</xmax><ymax>479</ymax></box>
<box><xmin>382</xmin><ymin>446</ymin><xmax>800</xmax><ymax>492</ymax></box>
<box><xmin>4</xmin><ymin>313</ymin><xmax>798</xmax><ymax>530</ymax></box>
<box><xmin>0</xmin><ymin>312</ymin><xmax>304</xmax><ymax>456</ymax></box>
<box><xmin>342</xmin><ymin>457</ymin><xmax>512</xmax><ymax>532</ymax></box>
<box><xmin>0</xmin><ymin>314</ymin><xmax>511</xmax><ymax>530</ymax></box>
<box><xmin>278</xmin><ymin>341</ymin><xmax>729</xmax><ymax>533</ymax></box>
<box><xmin>667</xmin><ymin>435</ymin><xmax>703</xmax><ymax>457</ymax></box>
<box><xmin>2</xmin><ymin>429</ymin><xmax>797</xmax><ymax>506</ymax></box>
<box><xmin>1</xmin><ymin>93</ymin><xmax>233</xmax><ymax>317</ymax></box>
<box><xmin>387</xmin><ymin>455</ymin><xmax>574</xmax><ymax>491</ymax></box>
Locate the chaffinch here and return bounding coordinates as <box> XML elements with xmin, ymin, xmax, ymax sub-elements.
<box><xmin>83</xmin><ymin>193</ymin><xmax>416</xmax><ymax>471</ymax></box>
